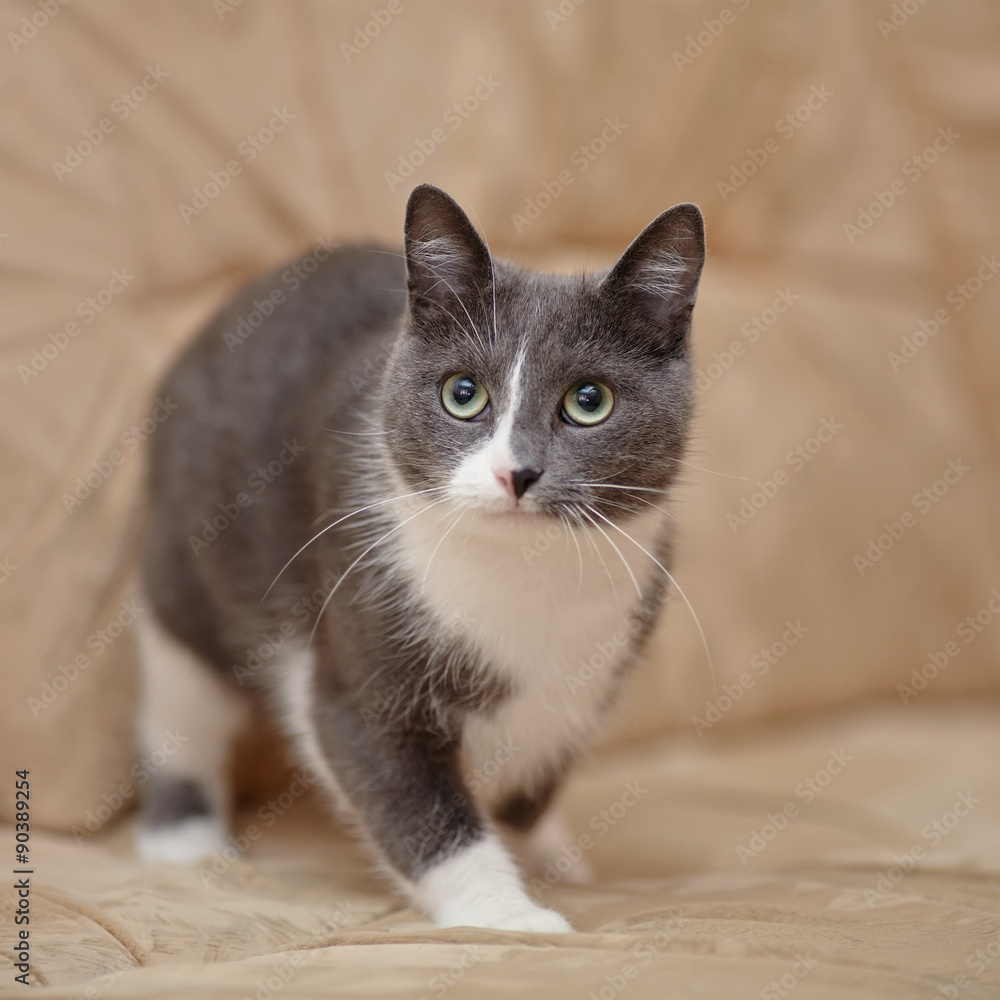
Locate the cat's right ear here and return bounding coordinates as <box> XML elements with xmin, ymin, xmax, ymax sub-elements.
<box><xmin>404</xmin><ymin>185</ymin><xmax>492</xmax><ymax>313</ymax></box>
<box><xmin>601</xmin><ymin>203</ymin><xmax>705</xmax><ymax>350</ymax></box>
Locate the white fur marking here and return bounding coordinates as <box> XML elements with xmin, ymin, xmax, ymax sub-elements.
<box><xmin>137</xmin><ymin>815</ymin><xmax>230</xmax><ymax>864</ymax></box>
<box><xmin>271</xmin><ymin>647</ymin><xmax>351</xmax><ymax>813</ymax></box>
<box><xmin>450</xmin><ymin>349</ymin><xmax>526</xmax><ymax>509</ymax></box>
<box><xmin>394</xmin><ymin>506</ymin><xmax>666</xmax><ymax>808</ymax></box>
<box><xmin>415</xmin><ymin>834</ymin><xmax>572</xmax><ymax>931</ymax></box>
<box><xmin>136</xmin><ymin>611</ymin><xmax>249</xmax><ymax>813</ymax></box>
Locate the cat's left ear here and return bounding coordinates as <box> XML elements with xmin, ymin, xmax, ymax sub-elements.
<box><xmin>601</xmin><ymin>203</ymin><xmax>705</xmax><ymax>347</ymax></box>
<box><xmin>404</xmin><ymin>184</ymin><xmax>492</xmax><ymax>311</ymax></box>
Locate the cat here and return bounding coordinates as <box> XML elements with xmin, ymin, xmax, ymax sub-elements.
<box><xmin>135</xmin><ymin>183</ymin><xmax>705</xmax><ymax>932</ymax></box>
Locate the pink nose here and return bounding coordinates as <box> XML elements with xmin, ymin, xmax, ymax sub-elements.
<box><xmin>494</xmin><ymin>468</ymin><xmax>543</xmax><ymax>500</ymax></box>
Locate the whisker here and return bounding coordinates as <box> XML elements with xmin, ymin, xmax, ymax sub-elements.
<box><xmin>665</xmin><ymin>457</ymin><xmax>749</xmax><ymax>480</ymax></box>
<box><xmin>580</xmin><ymin>504</ymin><xmax>641</xmax><ymax>599</ymax></box>
<box><xmin>264</xmin><ymin>487</ymin><xmax>446</xmax><ymax>600</ymax></box>
<box><xmin>576</xmin><ymin>483</ymin><xmax>673</xmax><ymax>496</ymax></box>
<box><xmin>421</xmin><ymin>507</ymin><xmax>467</xmax><ymax>591</ymax></box>
<box><xmin>372</xmin><ymin>249</ymin><xmax>489</xmax><ymax>364</ymax></box>
<box><xmin>578</xmin><ymin>460</ymin><xmax>642</xmax><ymax>485</ymax></box>
<box><xmin>573</xmin><ymin>484</ymin><xmax>688</xmax><ymax>532</ymax></box>
<box><xmin>625</xmin><ymin>495</ymin><xmax>690</xmax><ymax>532</ymax></box>
<box><xmin>319</xmin><ymin>426</ymin><xmax>391</xmax><ymax>437</ymax></box>
<box><xmin>417</xmin><ymin>294</ymin><xmax>490</xmax><ymax>369</ymax></box>
<box><xmin>417</xmin><ymin>272</ymin><xmax>490</xmax><ymax>361</ymax></box>
<box><xmin>308</xmin><ymin>496</ymin><xmax>451</xmax><ymax>647</ymax></box>
<box><xmin>467</xmin><ymin>205</ymin><xmax>499</xmax><ymax>343</ymax></box>
<box><xmin>571</xmin><ymin>507</ymin><xmax>617</xmax><ymax>601</ymax></box>
<box><xmin>311</xmin><ymin>485</ymin><xmax>448</xmax><ymax>528</ymax></box>
<box><xmin>596</xmin><ymin>495</ymin><xmax>679</xmax><ymax>526</ymax></box>
<box><xmin>588</xmin><ymin>506</ymin><xmax>716</xmax><ymax>692</ymax></box>
<box><xmin>558</xmin><ymin>510</ymin><xmax>584</xmax><ymax>592</ymax></box>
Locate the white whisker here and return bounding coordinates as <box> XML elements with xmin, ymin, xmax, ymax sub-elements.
<box><xmin>666</xmin><ymin>457</ymin><xmax>749</xmax><ymax>480</ymax></box>
<box><xmin>263</xmin><ymin>487</ymin><xmax>446</xmax><ymax>600</ymax></box>
<box><xmin>467</xmin><ymin>205</ymin><xmax>499</xmax><ymax>343</ymax></box>
<box><xmin>418</xmin><ymin>293</ymin><xmax>490</xmax><ymax>368</ymax></box>
<box><xmin>308</xmin><ymin>496</ymin><xmax>451</xmax><ymax>647</ymax></box>
<box><xmin>576</xmin><ymin>482</ymin><xmax>672</xmax><ymax>496</ymax></box>
<box><xmin>572</xmin><ymin>508</ymin><xmax>617</xmax><ymax>602</ymax></box>
<box><xmin>422</xmin><ymin>507</ymin><xmax>467</xmax><ymax>591</ymax></box>
<box><xmin>558</xmin><ymin>511</ymin><xmax>584</xmax><ymax>592</ymax></box>
<box><xmin>580</xmin><ymin>504</ymin><xmax>641</xmax><ymax>600</ymax></box>
<box><xmin>417</xmin><ymin>268</ymin><xmax>490</xmax><ymax>361</ymax></box>
<box><xmin>573</xmin><ymin>483</ymin><xmax>687</xmax><ymax>531</ymax></box>
<box><xmin>589</xmin><ymin>506</ymin><xmax>716</xmax><ymax>692</ymax></box>
<box><xmin>319</xmin><ymin>426</ymin><xmax>391</xmax><ymax>437</ymax></box>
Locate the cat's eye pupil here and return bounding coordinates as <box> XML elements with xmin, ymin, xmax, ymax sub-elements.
<box><xmin>576</xmin><ymin>384</ymin><xmax>602</xmax><ymax>412</ymax></box>
<box><xmin>562</xmin><ymin>379</ymin><xmax>613</xmax><ymax>426</ymax></box>
<box><xmin>452</xmin><ymin>377</ymin><xmax>477</xmax><ymax>405</ymax></box>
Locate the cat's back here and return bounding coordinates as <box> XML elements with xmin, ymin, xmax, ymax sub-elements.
<box><xmin>161</xmin><ymin>244</ymin><xmax>406</xmax><ymax>445</ymax></box>
<box><xmin>142</xmin><ymin>244</ymin><xmax>406</xmax><ymax>647</ymax></box>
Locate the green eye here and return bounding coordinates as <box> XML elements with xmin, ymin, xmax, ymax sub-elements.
<box><xmin>442</xmin><ymin>374</ymin><xmax>489</xmax><ymax>420</ymax></box>
<box><xmin>563</xmin><ymin>381</ymin><xmax>614</xmax><ymax>426</ymax></box>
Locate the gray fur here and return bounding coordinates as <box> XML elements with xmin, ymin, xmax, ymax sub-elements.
<box><xmin>140</xmin><ymin>774</ymin><xmax>213</xmax><ymax>828</ymax></box>
<box><xmin>138</xmin><ymin>184</ymin><xmax>704</xmax><ymax>889</ymax></box>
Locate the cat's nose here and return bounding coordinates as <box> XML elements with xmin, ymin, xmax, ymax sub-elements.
<box><xmin>496</xmin><ymin>467</ymin><xmax>543</xmax><ymax>500</ymax></box>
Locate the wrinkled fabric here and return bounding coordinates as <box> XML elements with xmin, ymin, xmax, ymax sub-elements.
<box><xmin>0</xmin><ymin>1</ymin><xmax>997</xmax><ymax>995</ymax></box>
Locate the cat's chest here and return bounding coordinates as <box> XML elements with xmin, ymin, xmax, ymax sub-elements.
<box><xmin>391</xmin><ymin>508</ymin><xmax>666</xmax><ymax>802</ymax></box>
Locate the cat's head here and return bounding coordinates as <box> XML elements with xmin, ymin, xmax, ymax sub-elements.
<box><xmin>379</xmin><ymin>184</ymin><xmax>704</xmax><ymax>526</ymax></box>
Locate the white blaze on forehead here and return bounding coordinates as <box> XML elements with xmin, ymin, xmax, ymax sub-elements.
<box><xmin>491</xmin><ymin>348</ymin><xmax>526</xmax><ymax>469</ymax></box>
<box><xmin>450</xmin><ymin>349</ymin><xmax>526</xmax><ymax>505</ymax></box>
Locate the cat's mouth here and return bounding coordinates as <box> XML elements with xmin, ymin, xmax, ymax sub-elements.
<box><xmin>467</xmin><ymin>496</ymin><xmax>549</xmax><ymax>519</ymax></box>
<box><xmin>486</xmin><ymin>504</ymin><xmax>547</xmax><ymax>520</ymax></box>
<box><xmin>453</xmin><ymin>488</ymin><xmax>644</xmax><ymax>524</ymax></box>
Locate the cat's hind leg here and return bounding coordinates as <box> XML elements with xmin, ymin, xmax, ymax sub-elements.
<box><xmin>495</xmin><ymin>786</ymin><xmax>595</xmax><ymax>887</ymax></box>
<box><xmin>520</xmin><ymin>809</ymin><xmax>595</xmax><ymax>885</ymax></box>
<box><xmin>135</xmin><ymin>610</ymin><xmax>249</xmax><ymax>863</ymax></box>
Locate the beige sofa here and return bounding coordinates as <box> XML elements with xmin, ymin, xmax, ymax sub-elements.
<box><xmin>1</xmin><ymin>1</ymin><xmax>997</xmax><ymax>996</ymax></box>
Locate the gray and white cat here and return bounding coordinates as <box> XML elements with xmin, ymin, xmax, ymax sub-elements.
<box><xmin>136</xmin><ymin>184</ymin><xmax>704</xmax><ymax>932</ymax></box>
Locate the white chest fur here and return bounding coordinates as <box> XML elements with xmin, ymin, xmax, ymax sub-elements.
<box><xmin>390</xmin><ymin>505</ymin><xmax>667</xmax><ymax>807</ymax></box>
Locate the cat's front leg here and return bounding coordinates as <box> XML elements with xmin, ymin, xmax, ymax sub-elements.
<box><xmin>301</xmin><ymin>694</ymin><xmax>572</xmax><ymax>933</ymax></box>
<box><xmin>417</xmin><ymin>830</ymin><xmax>573</xmax><ymax>932</ymax></box>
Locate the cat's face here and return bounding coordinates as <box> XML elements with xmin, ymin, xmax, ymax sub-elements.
<box><xmin>379</xmin><ymin>185</ymin><xmax>704</xmax><ymax>527</ymax></box>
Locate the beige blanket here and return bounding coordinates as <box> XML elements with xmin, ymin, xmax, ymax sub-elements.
<box><xmin>0</xmin><ymin>1</ymin><xmax>997</xmax><ymax>996</ymax></box>
<box><xmin>2</xmin><ymin>704</ymin><xmax>997</xmax><ymax>998</ymax></box>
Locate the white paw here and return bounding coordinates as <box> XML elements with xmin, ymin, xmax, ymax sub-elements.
<box><xmin>418</xmin><ymin>835</ymin><xmax>573</xmax><ymax>932</ymax></box>
<box><xmin>137</xmin><ymin>816</ymin><xmax>229</xmax><ymax>864</ymax></box>
<box><xmin>490</xmin><ymin>904</ymin><xmax>573</xmax><ymax>934</ymax></box>
<box><xmin>434</xmin><ymin>896</ymin><xmax>573</xmax><ymax>932</ymax></box>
